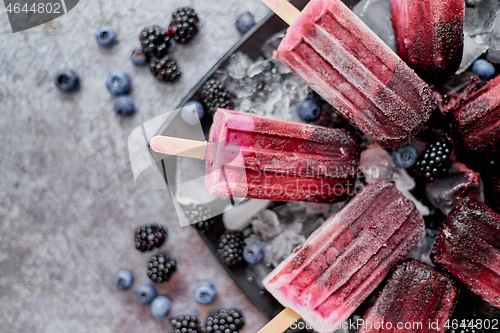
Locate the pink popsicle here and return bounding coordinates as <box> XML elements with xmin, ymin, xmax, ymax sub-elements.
<box><xmin>263</xmin><ymin>181</ymin><xmax>425</xmax><ymax>333</ymax></box>
<box><xmin>275</xmin><ymin>0</ymin><xmax>435</xmax><ymax>148</ymax></box>
<box><xmin>205</xmin><ymin>109</ymin><xmax>360</xmax><ymax>202</ymax></box>
<box><xmin>391</xmin><ymin>0</ymin><xmax>464</xmax><ymax>83</ymax></box>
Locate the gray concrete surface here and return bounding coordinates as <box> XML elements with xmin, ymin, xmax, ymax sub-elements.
<box><xmin>0</xmin><ymin>1</ymin><xmax>272</xmax><ymax>332</ymax></box>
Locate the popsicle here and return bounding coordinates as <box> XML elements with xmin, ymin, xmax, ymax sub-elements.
<box><xmin>454</xmin><ymin>74</ymin><xmax>500</xmax><ymax>154</ymax></box>
<box><xmin>358</xmin><ymin>259</ymin><xmax>459</xmax><ymax>333</ymax></box>
<box><xmin>206</xmin><ymin>109</ymin><xmax>360</xmax><ymax>202</ymax></box>
<box><xmin>262</xmin><ymin>0</ymin><xmax>435</xmax><ymax>148</ymax></box>
<box><xmin>261</xmin><ymin>181</ymin><xmax>425</xmax><ymax>333</ymax></box>
<box><xmin>150</xmin><ymin>109</ymin><xmax>360</xmax><ymax>203</ymax></box>
<box><xmin>390</xmin><ymin>0</ymin><xmax>464</xmax><ymax>83</ymax></box>
<box><xmin>431</xmin><ymin>199</ymin><xmax>500</xmax><ymax>309</ymax></box>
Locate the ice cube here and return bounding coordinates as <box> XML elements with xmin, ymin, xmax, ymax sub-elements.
<box><xmin>425</xmin><ymin>162</ymin><xmax>484</xmax><ymax>215</ymax></box>
<box><xmin>273</xmin><ymin>202</ymin><xmax>307</xmax><ymax>224</ymax></box>
<box><xmin>222</xmin><ymin>199</ymin><xmax>271</xmax><ymax>231</ymax></box>
<box><xmin>457</xmin><ymin>0</ymin><xmax>499</xmax><ymax>73</ymax></box>
<box><xmin>359</xmin><ymin>145</ymin><xmax>430</xmax><ymax>215</ymax></box>
<box><xmin>267</xmin><ymin>229</ymin><xmax>306</xmax><ymax>267</ymax></box>
<box><xmin>353</xmin><ymin>0</ymin><xmax>396</xmax><ymax>51</ymax></box>
<box><xmin>226</xmin><ymin>52</ymin><xmax>254</xmax><ymax>80</ymax></box>
<box><xmin>251</xmin><ymin>209</ymin><xmax>282</xmax><ymax>241</ymax></box>
<box><xmin>487</xmin><ymin>13</ymin><xmax>500</xmax><ymax>63</ymax></box>
<box><xmin>406</xmin><ymin>229</ymin><xmax>438</xmax><ymax>266</ymax></box>
<box><xmin>261</xmin><ymin>31</ymin><xmax>285</xmax><ymax>59</ymax></box>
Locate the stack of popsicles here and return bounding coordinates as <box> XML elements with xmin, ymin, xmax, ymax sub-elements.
<box><xmin>263</xmin><ymin>181</ymin><xmax>425</xmax><ymax>333</ymax></box>
<box><xmin>431</xmin><ymin>199</ymin><xmax>500</xmax><ymax>309</ymax></box>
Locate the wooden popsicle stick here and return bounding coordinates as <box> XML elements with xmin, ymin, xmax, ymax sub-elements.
<box><xmin>257</xmin><ymin>308</ymin><xmax>301</xmax><ymax>333</ymax></box>
<box><xmin>149</xmin><ymin>135</ymin><xmax>209</xmax><ymax>160</ymax></box>
<box><xmin>260</xmin><ymin>0</ymin><xmax>300</xmax><ymax>25</ymax></box>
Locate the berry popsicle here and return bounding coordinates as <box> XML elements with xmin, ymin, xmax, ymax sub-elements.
<box><xmin>261</xmin><ymin>181</ymin><xmax>425</xmax><ymax>333</ymax></box>
<box><xmin>263</xmin><ymin>0</ymin><xmax>435</xmax><ymax>148</ymax></box>
<box><xmin>390</xmin><ymin>0</ymin><xmax>464</xmax><ymax>83</ymax></box>
<box><xmin>206</xmin><ymin>109</ymin><xmax>360</xmax><ymax>202</ymax></box>
<box><xmin>454</xmin><ymin>74</ymin><xmax>500</xmax><ymax>154</ymax></box>
<box><xmin>431</xmin><ymin>199</ymin><xmax>500</xmax><ymax>309</ymax></box>
<box><xmin>358</xmin><ymin>259</ymin><xmax>459</xmax><ymax>333</ymax></box>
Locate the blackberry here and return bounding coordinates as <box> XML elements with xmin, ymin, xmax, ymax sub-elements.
<box><xmin>150</xmin><ymin>56</ymin><xmax>181</xmax><ymax>83</ymax></box>
<box><xmin>217</xmin><ymin>231</ymin><xmax>244</xmax><ymax>266</ymax></box>
<box><xmin>170</xmin><ymin>315</ymin><xmax>201</xmax><ymax>333</ymax></box>
<box><xmin>139</xmin><ymin>25</ymin><xmax>171</xmax><ymax>58</ymax></box>
<box><xmin>147</xmin><ymin>253</ymin><xmax>177</xmax><ymax>283</ymax></box>
<box><xmin>168</xmin><ymin>7</ymin><xmax>199</xmax><ymax>44</ymax></box>
<box><xmin>134</xmin><ymin>224</ymin><xmax>168</xmax><ymax>252</ymax></box>
<box><xmin>414</xmin><ymin>141</ymin><xmax>452</xmax><ymax>182</ymax></box>
<box><xmin>200</xmin><ymin>79</ymin><xmax>232</xmax><ymax>116</ymax></box>
<box><xmin>204</xmin><ymin>309</ymin><xmax>245</xmax><ymax>333</ymax></box>
<box><xmin>193</xmin><ymin>218</ymin><xmax>215</xmax><ymax>233</ymax></box>
<box><xmin>448</xmin><ymin>328</ymin><xmax>486</xmax><ymax>333</ymax></box>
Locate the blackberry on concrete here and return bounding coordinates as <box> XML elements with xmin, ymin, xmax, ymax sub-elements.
<box><xmin>147</xmin><ymin>253</ymin><xmax>177</xmax><ymax>283</ymax></box>
<box><xmin>168</xmin><ymin>7</ymin><xmax>199</xmax><ymax>44</ymax></box>
<box><xmin>134</xmin><ymin>224</ymin><xmax>168</xmax><ymax>252</ymax></box>
<box><xmin>193</xmin><ymin>218</ymin><xmax>215</xmax><ymax>233</ymax></box>
<box><xmin>140</xmin><ymin>25</ymin><xmax>171</xmax><ymax>58</ymax></box>
<box><xmin>150</xmin><ymin>55</ymin><xmax>181</xmax><ymax>83</ymax></box>
<box><xmin>414</xmin><ymin>141</ymin><xmax>452</xmax><ymax>182</ymax></box>
<box><xmin>204</xmin><ymin>308</ymin><xmax>245</xmax><ymax>333</ymax></box>
<box><xmin>170</xmin><ymin>315</ymin><xmax>201</xmax><ymax>333</ymax></box>
<box><xmin>200</xmin><ymin>79</ymin><xmax>231</xmax><ymax>116</ymax></box>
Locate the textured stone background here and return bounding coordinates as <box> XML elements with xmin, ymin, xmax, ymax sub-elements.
<box><xmin>0</xmin><ymin>1</ymin><xmax>271</xmax><ymax>332</ymax></box>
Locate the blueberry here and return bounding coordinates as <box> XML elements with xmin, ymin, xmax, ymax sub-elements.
<box><xmin>134</xmin><ymin>283</ymin><xmax>157</xmax><ymax>305</ymax></box>
<box><xmin>472</xmin><ymin>59</ymin><xmax>496</xmax><ymax>81</ymax></box>
<box><xmin>114</xmin><ymin>95</ymin><xmax>136</xmax><ymax>116</ymax></box>
<box><xmin>114</xmin><ymin>269</ymin><xmax>134</xmax><ymax>290</ymax></box>
<box><xmin>193</xmin><ymin>281</ymin><xmax>217</xmax><ymax>305</ymax></box>
<box><xmin>106</xmin><ymin>70</ymin><xmax>131</xmax><ymax>95</ymax></box>
<box><xmin>130</xmin><ymin>49</ymin><xmax>148</xmax><ymax>66</ymax></box>
<box><xmin>95</xmin><ymin>26</ymin><xmax>117</xmax><ymax>47</ymax></box>
<box><xmin>297</xmin><ymin>97</ymin><xmax>322</xmax><ymax>122</ymax></box>
<box><xmin>236</xmin><ymin>12</ymin><xmax>256</xmax><ymax>34</ymax></box>
<box><xmin>150</xmin><ymin>295</ymin><xmax>172</xmax><ymax>318</ymax></box>
<box><xmin>392</xmin><ymin>144</ymin><xmax>418</xmax><ymax>168</ymax></box>
<box><xmin>181</xmin><ymin>101</ymin><xmax>204</xmax><ymax>125</ymax></box>
<box><xmin>54</xmin><ymin>69</ymin><xmax>79</xmax><ymax>92</ymax></box>
<box><xmin>243</xmin><ymin>243</ymin><xmax>265</xmax><ymax>265</ymax></box>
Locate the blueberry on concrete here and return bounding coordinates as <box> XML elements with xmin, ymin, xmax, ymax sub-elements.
<box><xmin>106</xmin><ymin>70</ymin><xmax>131</xmax><ymax>95</ymax></box>
<box><xmin>297</xmin><ymin>97</ymin><xmax>322</xmax><ymax>122</ymax></box>
<box><xmin>193</xmin><ymin>281</ymin><xmax>217</xmax><ymax>305</ymax></box>
<box><xmin>134</xmin><ymin>282</ymin><xmax>157</xmax><ymax>305</ymax></box>
<box><xmin>114</xmin><ymin>269</ymin><xmax>134</xmax><ymax>290</ymax></box>
<box><xmin>95</xmin><ymin>26</ymin><xmax>117</xmax><ymax>47</ymax></box>
<box><xmin>54</xmin><ymin>69</ymin><xmax>79</xmax><ymax>92</ymax></box>
<box><xmin>236</xmin><ymin>12</ymin><xmax>256</xmax><ymax>34</ymax></box>
<box><xmin>150</xmin><ymin>295</ymin><xmax>172</xmax><ymax>318</ymax></box>
<box><xmin>113</xmin><ymin>95</ymin><xmax>136</xmax><ymax>116</ymax></box>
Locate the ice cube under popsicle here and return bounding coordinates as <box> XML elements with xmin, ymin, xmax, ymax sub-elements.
<box><xmin>150</xmin><ymin>109</ymin><xmax>360</xmax><ymax>202</ymax></box>
<box><xmin>261</xmin><ymin>0</ymin><xmax>435</xmax><ymax>149</ymax></box>
<box><xmin>260</xmin><ymin>181</ymin><xmax>425</xmax><ymax>333</ymax></box>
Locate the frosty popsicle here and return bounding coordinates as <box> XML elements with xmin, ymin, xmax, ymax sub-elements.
<box><xmin>454</xmin><ymin>74</ymin><xmax>500</xmax><ymax>154</ymax></box>
<box><xmin>206</xmin><ymin>109</ymin><xmax>360</xmax><ymax>202</ymax></box>
<box><xmin>391</xmin><ymin>0</ymin><xmax>464</xmax><ymax>83</ymax></box>
<box><xmin>261</xmin><ymin>181</ymin><xmax>425</xmax><ymax>333</ymax></box>
<box><xmin>431</xmin><ymin>199</ymin><xmax>500</xmax><ymax>309</ymax></box>
<box><xmin>263</xmin><ymin>0</ymin><xmax>435</xmax><ymax>148</ymax></box>
<box><xmin>358</xmin><ymin>259</ymin><xmax>458</xmax><ymax>333</ymax></box>
<box><xmin>150</xmin><ymin>109</ymin><xmax>360</xmax><ymax>203</ymax></box>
